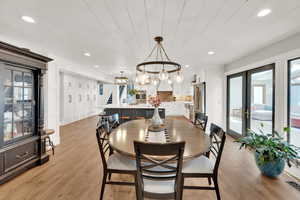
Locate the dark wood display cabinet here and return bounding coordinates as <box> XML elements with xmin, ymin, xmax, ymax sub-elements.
<box><xmin>0</xmin><ymin>41</ymin><xmax>53</xmax><ymax>184</ymax></box>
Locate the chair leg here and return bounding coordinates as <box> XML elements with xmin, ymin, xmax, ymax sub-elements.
<box><xmin>45</xmin><ymin>136</ymin><xmax>55</xmax><ymax>155</ymax></box>
<box><xmin>213</xmin><ymin>176</ymin><xmax>221</xmax><ymax>200</ymax></box>
<box><xmin>135</xmin><ymin>175</ymin><xmax>142</xmax><ymax>200</ymax></box>
<box><xmin>179</xmin><ymin>177</ymin><xmax>184</xmax><ymax>200</ymax></box>
<box><xmin>100</xmin><ymin>172</ymin><xmax>107</xmax><ymax>200</ymax></box>
<box><xmin>207</xmin><ymin>177</ymin><xmax>212</xmax><ymax>185</ymax></box>
<box><xmin>108</xmin><ymin>172</ymin><xmax>112</xmax><ymax>180</ymax></box>
<box><xmin>49</xmin><ymin>140</ymin><xmax>55</xmax><ymax>155</ymax></box>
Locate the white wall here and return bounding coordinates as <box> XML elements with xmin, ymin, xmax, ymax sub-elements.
<box><xmin>204</xmin><ymin>67</ymin><xmax>225</xmax><ymax>129</ymax></box>
<box><xmin>60</xmin><ymin>72</ymin><xmax>100</xmax><ymax>125</ymax></box>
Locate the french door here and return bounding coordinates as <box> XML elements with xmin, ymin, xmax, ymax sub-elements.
<box><xmin>227</xmin><ymin>64</ymin><xmax>275</xmax><ymax>137</ymax></box>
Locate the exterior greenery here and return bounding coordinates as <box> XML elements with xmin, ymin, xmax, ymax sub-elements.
<box><xmin>236</xmin><ymin>124</ymin><xmax>299</xmax><ymax>167</ymax></box>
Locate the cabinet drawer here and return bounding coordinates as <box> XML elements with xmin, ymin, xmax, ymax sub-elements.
<box><xmin>4</xmin><ymin>141</ymin><xmax>38</xmax><ymax>172</ymax></box>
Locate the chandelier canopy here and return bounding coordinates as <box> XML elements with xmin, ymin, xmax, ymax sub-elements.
<box><xmin>136</xmin><ymin>36</ymin><xmax>183</xmax><ymax>86</ymax></box>
<box><xmin>114</xmin><ymin>71</ymin><xmax>129</xmax><ymax>85</ymax></box>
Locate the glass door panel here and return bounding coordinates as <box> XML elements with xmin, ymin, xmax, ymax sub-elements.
<box><xmin>249</xmin><ymin>69</ymin><xmax>274</xmax><ymax>134</ymax></box>
<box><xmin>289</xmin><ymin>58</ymin><xmax>300</xmax><ymax>148</ymax></box>
<box><xmin>4</xmin><ymin>104</ymin><xmax>13</xmax><ymax>141</ymax></box>
<box><xmin>227</xmin><ymin>73</ymin><xmax>246</xmax><ymax>136</ymax></box>
<box><xmin>1</xmin><ymin>65</ymin><xmax>35</xmax><ymax>143</ymax></box>
<box><xmin>227</xmin><ymin>64</ymin><xmax>275</xmax><ymax>137</ymax></box>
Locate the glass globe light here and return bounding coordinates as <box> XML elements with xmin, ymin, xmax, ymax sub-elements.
<box><xmin>159</xmin><ymin>69</ymin><xmax>169</xmax><ymax>80</ymax></box>
<box><xmin>167</xmin><ymin>78</ymin><xmax>173</xmax><ymax>84</ymax></box>
<box><xmin>152</xmin><ymin>77</ymin><xmax>160</xmax><ymax>86</ymax></box>
<box><xmin>175</xmin><ymin>72</ymin><xmax>183</xmax><ymax>83</ymax></box>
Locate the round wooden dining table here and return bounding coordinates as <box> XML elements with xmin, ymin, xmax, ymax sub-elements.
<box><xmin>109</xmin><ymin>117</ymin><xmax>211</xmax><ymax>160</ymax></box>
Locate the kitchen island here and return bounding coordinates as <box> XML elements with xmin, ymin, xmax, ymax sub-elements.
<box><xmin>103</xmin><ymin>105</ymin><xmax>165</xmax><ymax>124</ymax></box>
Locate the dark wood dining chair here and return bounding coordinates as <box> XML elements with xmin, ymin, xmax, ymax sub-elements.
<box><xmin>96</xmin><ymin>124</ymin><xmax>136</xmax><ymax>200</ymax></box>
<box><xmin>134</xmin><ymin>141</ymin><xmax>185</xmax><ymax>200</ymax></box>
<box><xmin>108</xmin><ymin>113</ymin><xmax>120</xmax><ymax>129</ymax></box>
<box><xmin>182</xmin><ymin>123</ymin><xmax>226</xmax><ymax>200</ymax></box>
<box><xmin>194</xmin><ymin>112</ymin><xmax>208</xmax><ymax>131</ymax></box>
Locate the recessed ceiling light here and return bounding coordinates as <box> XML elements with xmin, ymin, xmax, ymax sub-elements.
<box><xmin>84</xmin><ymin>52</ymin><xmax>91</xmax><ymax>57</ymax></box>
<box><xmin>208</xmin><ymin>51</ymin><xmax>215</xmax><ymax>55</ymax></box>
<box><xmin>185</xmin><ymin>65</ymin><xmax>190</xmax><ymax>68</ymax></box>
<box><xmin>94</xmin><ymin>65</ymin><xmax>99</xmax><ymax>68</ymax></box>
<box><xmin>21</xmin><ymin>16</ymin><xmax>36</xmax><ymax>23</ymax></box>
<box><xmin>257</xmin><ymin>9</ymin><xmax>272</xmax><ymax>17</ymax></box>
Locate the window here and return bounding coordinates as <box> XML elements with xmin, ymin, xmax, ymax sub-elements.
<box><xmin>288</xmin><ymin>58</ymin><xmax>300</xmax><ymax>149</ymax></box>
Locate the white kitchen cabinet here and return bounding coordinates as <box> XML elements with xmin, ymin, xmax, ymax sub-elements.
<box><xmin>161</xmin><ymin>102</ymin><xmax>186</xmax><ymax>116</ymax></box>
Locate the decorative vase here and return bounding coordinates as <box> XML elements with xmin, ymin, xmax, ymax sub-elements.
<box><xmin>151</xmin><ymin>107</ymin><xmax>163</xmax><ymax>127</ymax></box>
<box><xmin>254</xmin><ymin>152</ymin><xmax>285</xmax><ymax>178</ymax></box>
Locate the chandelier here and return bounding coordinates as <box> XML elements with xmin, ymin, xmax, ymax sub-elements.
<box><xmin>114</xmin><ymin>71</ymin><xmax>129</xmax><ymax>85</ymax></box>
<box><xmin>136</xmin><ymin>36</ymin><xmax>183</xmax><ymax>86</ymax></box>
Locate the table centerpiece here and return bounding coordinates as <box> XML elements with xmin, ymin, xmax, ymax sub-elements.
<box><xmin>148</xmin><ymin>96</ymin><xmax>163</xmax><ymax>129</ymax></box>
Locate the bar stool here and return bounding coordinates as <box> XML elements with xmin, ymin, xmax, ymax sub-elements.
<box><xmin>44</xmin><ymin>129</ymin><xmax>55</xmax><ymax>155</ymax></box>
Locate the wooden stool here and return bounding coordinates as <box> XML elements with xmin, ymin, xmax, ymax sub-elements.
<box><xmin>44</xmin><ymin>129</ymin><xmax>55</xmax><ymax>155</ymax></box>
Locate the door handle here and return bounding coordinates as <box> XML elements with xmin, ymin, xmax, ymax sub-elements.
<box><xmin>244</xmin><ymin>110</ymin><xmax>249</xmax><ymax>119</ymax></box>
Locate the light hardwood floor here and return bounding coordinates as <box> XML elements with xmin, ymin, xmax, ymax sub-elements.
<box><xmin>0</xmin><ymin>116</ymin><xmax>299</xmax><ymax>200</ymax></box>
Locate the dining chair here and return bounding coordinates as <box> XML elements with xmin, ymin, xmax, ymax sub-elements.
<box><xmin>96</xmin><ymin>124</ymin><xmax>136</xmax><ymax>200</ymax></box>
<box><xmin>108</xmin><ymin>113</ymin><xmax>120</xmax><ymax>129</ymax></box>
<box><xmin>194</xmin><ymin>112</ymin><xmax>208</xmax><ymax>131</ymax></box>
<box><xmin>182</xmin><ymin>123</ymin><xmax>226</xmax><ymax>200</ymax></box>
<box><xmin>134</xmin><ymin>141</ymin><xmax>185</xmax><ymax>200</ymax></box>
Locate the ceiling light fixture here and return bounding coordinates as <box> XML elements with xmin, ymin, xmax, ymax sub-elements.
<box><xmin>94</xmin><ymin>65</ymin><xmax>99</xmax><ymax>68</ymax></box>
<box><xmin>257</xmin><ymin>9</ymin><xmax>272</xmax><ymax>17</ymax></box>
<box><xmin>208</xmin><ymin>51</ymin><xmax>215</xmax><ymax>55</ymax></box>
<box><xmin>84</xmin><ymin>52</ymin><xmax>91</xmax><ymax>57</ymax></box>
<box><xmin>135</xmin><ymin>36</ymin><xmax>182</xmax><ymax>85</ymax></box>
<box><xmin>21</xmin><ymin>16</ymin><xmax>36</xmax><ymax>23</ymax></box>
<box><xmin>185</xmin><ymin>65</ymin><xmax>190</xmax><ymax>68</ymax></box>
<box><xmin>114</xmin><ymin>71</ymin><xmax>129</xmax><ymax>85</ymax></box>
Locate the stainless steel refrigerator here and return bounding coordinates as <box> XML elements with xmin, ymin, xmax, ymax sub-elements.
<box><xmin>193</xmin><ymin>82</ymin><xmax>206</xmax><ymax>114</ymax></box>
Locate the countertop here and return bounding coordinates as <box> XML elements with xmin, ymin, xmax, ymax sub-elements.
<box><xmin>96</xmin><ymin>101</ymin><xmax>192</xmax><ymax>109</ymax></box>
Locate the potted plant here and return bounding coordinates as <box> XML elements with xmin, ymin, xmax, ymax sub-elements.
<box><xmin>128</xmin><ymin>89</ymin><xmax>138</xmax><ymax>104</ymax></box>
<box><xmin>128</xmin><ymin>89</ymin><xmax>138</xmax><ymax>96</ymax></box>
<box><xmin>236</xmin><ymin>124</ymin><xmax>299</xmax><ymax>178</ymax></box>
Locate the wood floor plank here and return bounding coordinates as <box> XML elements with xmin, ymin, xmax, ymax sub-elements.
<box><xmin>0</xmin><ymin>116</ymin><xmax>299</xmax><ymax>200</ymax></box>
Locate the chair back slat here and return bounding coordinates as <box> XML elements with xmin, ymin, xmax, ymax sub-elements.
<box><xmin>194</xmin><ymin>112</ymin><xmax>208</xmax><ymax>131</ymax></box>
<box><xmin>209</xmin><ymin>123</ymin><xmax>226</xmax><ymax>174</ymax></box>
<box><xmin>134</xmin><ymin>141</ymin><xmax>185</xmax><ymax>197</ymax></box>
<box><xmin>96</xmin><ymin>124</ymin><xmax>112</xmax><ymax>170</ymax></box>
<box><xmin>108</xmin><ymin>113</ymin><xmax>120</xmax><ymax>129</ymax></box>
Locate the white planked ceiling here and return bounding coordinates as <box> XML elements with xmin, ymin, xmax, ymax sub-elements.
<box><xmin>0</xmin><ymin>0</ymin><xmax>300</xmax><ymax>76</ymax></box>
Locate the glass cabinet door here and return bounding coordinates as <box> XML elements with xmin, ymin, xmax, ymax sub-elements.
<box><xmin>1</xmin><ymin>64</ymin><xmax>35</xmax><ymax>144</ymax></box>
